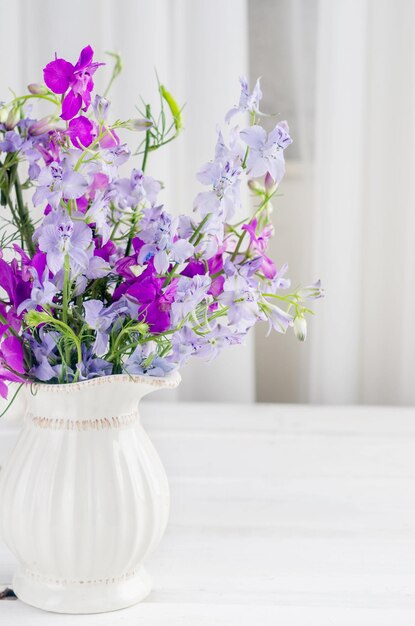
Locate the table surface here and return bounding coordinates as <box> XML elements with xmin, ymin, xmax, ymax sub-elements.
<box><xmin>1</xmin><ymin>402</ymin><xmax>415</xmax><ymax>625</ymax></box>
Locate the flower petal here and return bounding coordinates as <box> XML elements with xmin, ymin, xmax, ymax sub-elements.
<box><xmin>43</xmin><ymin>58</ymin><xmax>74</xmax><ymax>94</ymax></box>
<box><xmin>61</xmin><ymin>90</ymin><xmax>82</xmax><ymax>120</ymax></box>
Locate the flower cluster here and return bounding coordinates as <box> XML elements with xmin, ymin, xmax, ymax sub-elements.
<box><xmin>0</xmin><ymin>46</ymin><xmax>322</xmax><ymax>398</ymax></box>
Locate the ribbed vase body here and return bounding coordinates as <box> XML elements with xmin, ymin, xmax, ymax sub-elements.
<box><xmin>0</xmin><ymin>372</ymin><xmax>180</xmax><ymax>614</ymax></box>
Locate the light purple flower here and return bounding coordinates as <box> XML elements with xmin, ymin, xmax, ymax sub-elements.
<box><xmin>219</xmin><ymin>273</ymin><xmax>261</xmax><ymax>331</ymax></box>
<box><xmin>84</xmin><ymin>299</ymin><xmax>118</xmax><ymax>356</ymax></box>
<box><xmin>113</xmin><ymin>169</ymin><xmax>161</xmax><ymax>209</ymax></box>
<box><xmin>261</xmin><ymin>300</ymin><xmax>293</xmax><ymax>335</ymax></box>
<box><xmin>17</xmin><ymin>268</ymin><xmax>58</xmax><ymax>314</ymax></box>
<box><xmin>0</xmin><ymin>130</ymin><xmax>25</xmax><ymax>152</ymax></box>
<box><xmin>85</xmin><ymin>191</ymin><xmax>112</xmax><ymax>244</ymax></box>
<box><xmin>240</xmin><ymin>122</ymin><xmax>292</xmax><ymax>183</ymax></box>
<box><xmin>124</xmin><ymin>343</ymin><xmax>176</xmax><ymax>377</ymax></box>
<box><xmin>92</xmin><ymin>94</ymin><xmax>110</xmax><ymax>123</ymax></box>
<box><xmin>170</xmin><ymin>274</ymin><xmax>212</xmax><ymax>325</ymax></box>
<box><xmin>33</xmin><ymin>159</ymin><xmax>88</xmax><ymax>209</ymax></box>
<box><xmin>29</xmin><ymin>330</ymin><xmax>60</xmax><ymax>381</ymax></box>
<box><xmin>35</xmin><ymin>209</ymin><xmax>93</xmax><ymax>274</ymax></box>
<box><xmin>137</xmin><ymin>207</ymin><xmax>194</xmax><ymax>273</ymax></box>
<box><xmin>225</xmin><ymin>76</ymin><xmax>262</xmax><ymax>123</ymax></box>
<box><xmin>76</xmin><ymin>345</ymin><xmax>112</xmax><ymax>380</ymax></box>
<box><xmin>194</xmin><ymin>130</ymin><xmax>244</xmax><ymax>220</ymax></box>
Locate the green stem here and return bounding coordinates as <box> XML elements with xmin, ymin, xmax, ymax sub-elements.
<box><xmin>141</xmin><ymin>104</ymin><xmax>152</xmax><ymax>172</ymax></box>
<box><xmin>11</xmin><ymin>165</ymin><xmax>35</xmax><ymax>256</ymax></box>
<box><xmin>62</xmin><ymin>255</ymin><xmax>70</xmax><ymax>325</ymax></box>
<box><xmin>124</xmin><ymin>104</ymin><xmax>152</xmax><ymax>258</ymax></box>
<box><xmin>0</xmin><ymin>383</ymin><xmax>24</xmax><ymax>419</ymax></box>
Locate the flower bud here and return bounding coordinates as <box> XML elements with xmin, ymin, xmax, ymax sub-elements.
<box><xmin>28</xmin><ymin>115</ymin><xmax>57</xmax><ymax>136</ymax></box>
<box><xmin>297</xmin><ymin>280</ymin><xmax>324</xmax><ymax>301</ymax></box>
<box><xmin>294</xmin><ymin>315</ymin><xmax>307</xmax><ymax>341</ymax></box>
<box><xmin>264</xmin><ymin>172</ymin><xmax>277</xmax><ymax>194</ymax></box>
<box><xmin>248</xmin><ymin>179</ymin><xmax>264</xmax><ymax>194</ymax></box>
<box><xmin>0</xmin><ymin>106</ymin><xmax>8</xmax><ymax>124</ymax></box>
<box><xmin>92</xmin><ymin>94</ymin><xmax>110</xmax><ymax>123</ymax></box>
<box><xmin>24</xmin><ymin>310</ymin><xmax>50</xmax><ymax>328</ymax></box>
<box><xmin>124</xmin><ymin>118</ymin><xmax>153</xmax><ymax>132</ymax></box>
<box><xmin>27</xmin><ymin>83</ymin><xmax>48</xmax><ymax>95</ymax></box>
<box><xmin>5</xmin><ymin>108</ymin><xmax>20</xmax><ymax>130</ymax></box>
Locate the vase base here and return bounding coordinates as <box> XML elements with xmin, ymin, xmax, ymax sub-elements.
<box><xmin>12</xmin><ymin>566</ymin><xmax>152</xmax><ymax>614</ymax></box>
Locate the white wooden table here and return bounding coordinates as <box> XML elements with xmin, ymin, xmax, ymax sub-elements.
<box><xmin>1</xmin><ymin>402</ymin><xmax>415</xmax><ymax>625</ymax></box>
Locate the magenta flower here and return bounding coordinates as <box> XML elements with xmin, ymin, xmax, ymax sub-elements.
<box><xmin>43</xmin><ymin>46</ymin><xmax>104</xmax><ymax>120</ymax></box>
<box><xmin>242</xmin><ymin>218</ymin><xmax>276</xmax><ymax>279</ymax></box>
<box><xmin>0</xmin><ymin>336</ymin><xmax>26</xmax><ymax>398</ymax></box>
<box><xmin>68</xmin><ymin>116</ymin><xmax>94</xmax><ymax>149</ymax></box>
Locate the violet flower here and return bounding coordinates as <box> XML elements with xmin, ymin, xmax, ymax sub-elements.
<box><xmin>33</xmin><ymin>159</ymin><xmax>88</xmax><ymax>209</ymax></box>
<box><xmin>0</xmin><ymin>336</ymin><xmax>25</xmax><ymax>398</ymax></box>
<box><xmin>240</xmin><ymin>122</ymin><xmax>292</xmax><ymax>183</ymax></box>
<box><xmin>84</xmin><ymin>299</ymin><xmax>121</xmax><ymax>356</ymax></box>
<box><xmin>124</xmin><ymin>343</ymin><xmax>176</xmax><ymax>377</ymax></box>
<box><xmin>225</xmin><ymin>76</ymin><xmax>262</xmax><ymax>123</ymax></box>
<box><xmin>35</xmin><ymin>209</ymin><xmax>93</xmax><ymax>274</ymax></box>
<box><xmin>242</xmin><ymin>218</ymin><xmax>276</xmax><ymax>279</ymax></box>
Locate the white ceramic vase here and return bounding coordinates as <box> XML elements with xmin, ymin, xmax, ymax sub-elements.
<box><xmin>0</xmin><ymin>371</ymin><xmax>180</xmax><ymax>614</ymax></box>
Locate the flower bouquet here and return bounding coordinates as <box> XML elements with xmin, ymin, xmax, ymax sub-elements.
<box><xmin>0</xmin><ymin>45</ymin><xmax>322</xmax><ymax>403</ymax></box>
<box><xmin>0</xmin><ymin>46</ymin><xmax>322</xmax><ymax>613</ymax></box>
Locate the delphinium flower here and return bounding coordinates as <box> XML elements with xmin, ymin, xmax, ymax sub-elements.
<box><xmin>0</xmin><ymin>45</ymin><xmax>322</xmax><ymax>400</ymax></box>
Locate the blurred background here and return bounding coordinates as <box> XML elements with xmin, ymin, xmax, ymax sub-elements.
<box><xmin>0</xmin><ymin>0</ymin><xmax>412</xmax><ymax>405</ymax></box>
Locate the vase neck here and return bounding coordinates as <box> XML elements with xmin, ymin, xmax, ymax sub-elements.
<box><xmin>24</xmin><ymin>373</ymin><xmax>180</xmax><ymax>422</ymax></box>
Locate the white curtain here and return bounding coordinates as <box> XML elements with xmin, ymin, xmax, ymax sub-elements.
<box><xmin>0</xmin><ymin>0</ymin><xmax>254</xmax><ymax>404</ymax></box>
<box><xmin>251</xmin><ymin>0</ymin><xmax>415</xmax><ymax>405</ymax></box>
<box><xmin>309</xmin><ymin>0</ymin><xmax>415</xmax><ymax>405</ymax></box>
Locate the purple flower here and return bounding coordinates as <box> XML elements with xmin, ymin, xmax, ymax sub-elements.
<box><xmin>194</xmin><ymin>130</ymin><xmax>244</xmax><ymax>220</ymax></box>
<box><xmin>76</xmin><ymin>345</ymin><xmax>112</xmax><ymax>380</ymax></box>
<box><xmin>68</xmin><ymin>115</ymin><xmax>94</xmax><ymax>148</ymax></box>
<box><xmin>17</xmin><ymin>268</ymin><xmax>58</xmax><ymax>314</ymax></box>
<box><xmin>0</xmin><ymin>130</ymin><xmax>25</xmax><ymax>153</ymax></box>
<box><xmin>242</xmin><ymin>218</ymin><xmax>276</xmax><ymax>279</ymax></box>
<box><xmin>29</xmin><ymin>330</ymin><xmax>59</xmax><ymax>382</ymax></box>
<box><xmin>297</xmin><ymin>280</ymin><xmax>324</xmax><ymax>300</ymax></box>
<box><xmin>219</xmin><ymin>274</ymin><xmax>261</xmax><ymax>331</ymax></box>
<box><xmin>84</xmin><ymin>299</ymin><xmax>121</xmax><ymax>356</ymax></box>
<box><xmin>43</xmin><ymin>46</ymin><xmax>104</xmax><ymax>120</ymax></box>
<box><xmin>168</xmin><ymin>324</ymin><xmax>244</xmax><ymax>366</ymax></box>
<box><xmin>240</xmin><ymin>122</ymin><xmax>292</xmax><ymax>183</ymax></box>
<box><xmin>85</xmin><ymin>191</ymin><xmax>112</xmax><ymax>244</ymax></box>
<box><xmin>33</xmin><ymin>159</ymin><xmax>88</xmax><ymax>209</ymax></box>
<box><xmin>35</xmin><ymin>209</ymin><xmax>93</xmax><ymax>274</ymax></box>
<box><xmin>225</xmin><ymin>76</ymin><xmax>262</xmax><ymax>123</ymax></box>
<box><xmin>92</xmin><ymin>94</ymin><xmax>110</xmax><ymax>123</ymax></box>
<box><xmin>124</xmin><ymin>343</ymin><xmax>176</xmax><ymax>377</ymax></box>
<box><xmin>113</xmin><ymin>169</ymin><xmax>161</xmax><ymax>209</ymax></box>
<box><xmin>125</xmin><ymin>272</ymin><xmax>174</xmax><ymax>333</ymax></box>
<box><xmin>0</xmin><ymin>336</ymin><xmax>25</xmax><ymax>397</ymax></box>
<box><xmin>261</xmin><ymin>300</ymin><xmax>293</xmax><ymax>335</ymax></box>
<box><xmin>170</xmin><ymin>275</ymin><xmax>212</xmax><ymax>325</ymax></box>
<box><xmin>136</xmin><ymin>206</ymin><xmax>194</xmax><ymax>273</ymax></box>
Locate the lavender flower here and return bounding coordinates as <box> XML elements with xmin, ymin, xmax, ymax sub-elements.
<box><xmin>33</xmin><ymin>159</ymin><xmax>88</xmax><ymax>209</ymax></box>
<box><xmin>225</xmin><ymin>76</ymin><xmax>262</xmax><ymax>123</ymax></box>
<box><xmin>240</xmin><ymin>122</ymin><xmax>292</xmax><ymax>183</ymax></box>
<box><xmin>124</xmin><ymin>343</ymin><xmax>176</xmax><ymax>377</ymax></box>
<box><xmin>35</xmin><ymin>209</ymin><xmax>93</xmax><ymax>274</ymax></box>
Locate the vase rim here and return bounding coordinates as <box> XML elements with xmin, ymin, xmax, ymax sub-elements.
<box><xmin>26</xmin><ymin>370</ymin><xmax>181</xmax><ymax>394</ymax></box>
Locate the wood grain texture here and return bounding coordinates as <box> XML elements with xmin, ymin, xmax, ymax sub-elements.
<box><xmin>1</xmin><ymin>402</ymin><xmax>415</xmax><ymax>624</ymax></box>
